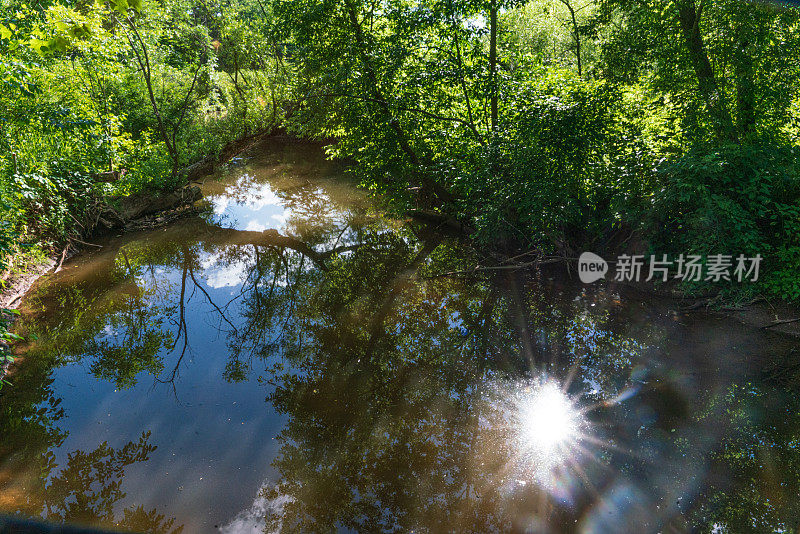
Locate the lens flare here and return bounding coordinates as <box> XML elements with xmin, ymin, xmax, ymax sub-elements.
<box><xmin>512</xmin><ymin>380</ymin><xmax>586</xmax><ymax>483</ymax></box>
<box><xmin>520</xmin><ymin>382</ymin><xmax>579</xmax><ymax>452</ymax></box>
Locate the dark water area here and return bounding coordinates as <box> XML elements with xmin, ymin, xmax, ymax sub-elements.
<box><xmin>2</xmin><ymin>139</ymin><xmax>799</xmax><ymax>533</ymax></box>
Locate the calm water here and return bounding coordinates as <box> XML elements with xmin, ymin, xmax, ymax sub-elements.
<box><xmin>2</xmin><ymin>139</ymin><xmax>799</xmax><ymax>533</ymax></box>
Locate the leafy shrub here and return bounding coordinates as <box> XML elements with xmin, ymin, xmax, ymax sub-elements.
<box><xmin>648</xmin><ymin>143</ymin><xmax>800</xmax><ymax>300</ymax></box>
<box><xmin>0</xmin><ymin>308</ymin><xmax>21</xmax><ymax>389</ymax></box>
<box><xmin>454</xmin><ymin>71</ymin><xmax>627</xmax><ymax>250</ymax></box>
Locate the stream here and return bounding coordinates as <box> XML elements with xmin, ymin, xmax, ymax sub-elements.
<box><xmin>2</xmin><ymin>138</ymin><xmax>799</xmax><ymax>533</ymax></box>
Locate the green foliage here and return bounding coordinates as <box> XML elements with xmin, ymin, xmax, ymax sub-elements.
<box><xmin>275</xmin><ymin>0</ymin><xmax>800</xmax><ymax>302</ymax></box>
<box><xmin>0</xmin><ymin>0</ymin><xmax>798</xmax><ymax>308</ymax></box>
<box><xmin>597</xmin><ymin>0</ymin><xmax>800</xmax><ymax>142</ymax></box>
<box><xmin>457</xmin><ymin>71</ymin><xmax>622</xmax><ymax>248</ymax></box>
<box><xmin>0</xmin><ymin>0</ymin><xmax>289</xmax><ymax>272</ymax></box>
<box><xmin>650</xmin><ymin>143</ymin><xmax>800</xmax><ymax>299</ymax></box>
<box><xmin>0</xmin><ymin>308</ymin><xmax>21</xmax><ymax>389</ymax></box>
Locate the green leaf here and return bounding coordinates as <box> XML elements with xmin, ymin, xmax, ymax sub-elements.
<box><xmin>110</xmin><ymin>0</ymin><xmax>129</xmax><ymax>14</ymax></box>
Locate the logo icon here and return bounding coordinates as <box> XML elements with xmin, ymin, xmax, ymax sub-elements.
<box><xmin>578</xmin><ymin>252</ymin><xmax>608</xmax><ymax>284</ymax></box>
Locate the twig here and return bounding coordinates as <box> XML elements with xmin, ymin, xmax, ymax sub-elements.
<box><xmin>497</xmin><ymin>249</ymin><xmax>540</xmax><ymax>265</ymax></box>
<box><xmin>69</xmin><ymin>237</ymin><xmax>103</xmax><ymax>248</ymax></box>
<box><xmin>54</xmin><ymin>245</ymin><xmax>70</xmax><ymax>273</ymax></box>
<box><xmin>66</xmin><ymin>211</ymin><xmax>85</xmax><ymax>230</ymax></box>
<box><xmin>422</xmin><ymin>257</ymin><xmax>566</xmax><ymax>279</ymax></box>
<box><xmin>679</xmin><ymin>298</ymin><xmax>713</xmax><ymax>311</ymax></box>
<box><xmin>187</xmin><ymin>266</ymin><xmax>239</xmax><ymax>335</ymax></box>
<box><xmin>762</xmin><ymin>317</ymin><xmax>800</xmax><ymax>330</ymax></box>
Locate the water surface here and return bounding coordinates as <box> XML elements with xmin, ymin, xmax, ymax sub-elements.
<box><xmin>2</xmin><ymin>138</ymin><xmax>799</xmax><ymax>533</ymax></box>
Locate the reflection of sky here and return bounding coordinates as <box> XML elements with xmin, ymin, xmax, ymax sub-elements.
<box><xmin>206</xmin><ymin>175</ymin><xmax>343</xmax><ymax>235</ymax></box>
<box><xmin>28</xmin><ymin>160</ymin><xmax>346</xmax><ymax>532</ymax></box>
<box><xmin>208</xmin><ymin>176</ymin><xmax>291</xmax><ymax>233</ymax></box>
<box><xmin>44</xmin><ymin>262</ymin><xmax>288</xmax><ymax>533</ymax></box>
<box><xmin>219</xmin><ymin>482</ymin><xmax>291</xmax><ymax>534</ymax></box>
<box><xmin>200</xmin><ymin>250</ymin><xmax>252</xmax><ymax>290</ymax></box>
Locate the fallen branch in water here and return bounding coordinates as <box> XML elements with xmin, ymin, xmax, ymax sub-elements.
<box><xmin>53</xmin><ymin>245</ymin><xmax>70</xmax><ymax>273</ymax></box>
<box><xmin>422</xmin><ymin>257</ymin><xmax>567</xmax><ymax>279</ymax></box>
<box><xmin>69</xmin><ymin>237</ymin><xmax>103</xmax><ymax>248</ymax></box>
<box><xmin>761</xmin><ymin>317</ymin><xmax>800</xmax><ymax>330</ymax></box>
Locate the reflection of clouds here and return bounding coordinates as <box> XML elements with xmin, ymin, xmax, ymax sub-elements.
<box><xmin>210</xmin><ymin>178</ymin><xmax>283</xmax><ymax>213</ymax></box>
<box><xmin>207</xmin><ymin>174</ymin><xmax>350</xmax><ymax>237</ymax></box>
<box><xmin>219</xmin><ymin>482</ymin><xmax>291</xmax><ymax>534</ymax></box>
<box><xmin>245</xmin><ymin>220</ymin><xmax>267</xmax><ymax>232</ymax></box>
<box><xmin>208</xmin><ymin>177</ymin><xmax>293</xmax><ymax>232</ymax></box>
<box><xmin>101</xmin><ymin>324</ymin><xmax>118</xmax><ymax>338</ymax></box>
<box><xmin>200</xmin><ymin>251</ymin><xmax>251</xmax><ymax>289</ymax></box>
<box><xmin>212</xmin><ymin>195</ymin><xmax>231</xmax><ymax>215</ymax></box>
<box><xmin>244</xmin><ymin>183</ymin><xmax>282</xmax><ymax>211</ymax></box>
<box><xmin>241</xmin><ymin>211</ymin><xmax>292</xmax><ymax>232</ymax></box>
<box><xmin>205</xmin><ymin>263</ymin><xmax>248</xmax><ymax>289</ymax></box>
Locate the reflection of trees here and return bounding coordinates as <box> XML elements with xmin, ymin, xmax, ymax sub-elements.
<box><xmin>19</xmin><ymin>211</ymin><xmax>664</xmax><ymax>531</ymax></box>
<box><xmin>118</xmin><ymin>506</ymin><xmax>183</xmax><ymax>534</ymax></box>
<box><xmin>683</xmin><ymin>383</ymin><xmax>800</xmax><ymax>533</ymax></box>
<box><xmin>86</xmin><ymin>300</ymin><xmax>173</xmax><ymax>390</ymax></box>
<box><xmin>0</xmin><ymin>172</ymin><xmax>400</xmax><ymax>529</ymax></box>
<box><xmin>260</xmin><ymin>240</ymin><xmax>503</xmax><ymax>532</ymax></box>
<box><xmin>251</xmin><ymin>231</ymin><xmax>666</xmax><ymax>532</ymax></box>
<box><xmin>14</xmin><ymin>215</ymin><xmax>355</xmax><ymax>390</ymax></box>
<box><xmin>0</xmin><ymin>427</ymin><xmax>182</xmax><ymax>533</ymax></box>
<box><xmin>2</xmin><ymin>304</ymin><xmax>178</xmax><ymax>531</ymax></box>
<box><xmin>16</xmin><ymin>253</ymin><xmax>178</xmax><ymax>391</ymax></box>
<box><xmin>245</xmin><ymin>232</ymin><xmax>800</xmax><ymax>532</ymax></box>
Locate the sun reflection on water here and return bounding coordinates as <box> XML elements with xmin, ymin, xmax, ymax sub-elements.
<box><xmin>519</xmin><ymin>382</ymin><xmax>580</xmax><ymax>454</ymax></box>
<box><xmin>508</xmin><ymin>379</ymin><xmax>589</xmax><ymax>487</ymax></box>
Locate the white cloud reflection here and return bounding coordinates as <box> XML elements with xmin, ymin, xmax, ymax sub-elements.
<box><xmin>219</xmin><ymin>482</ymin><xmax>291</xmax><ymax>534</ymax></box>
<box><xmin>200</xmin><ymin>251</ymin><xmax>251</xmax><ymax>289</ymax></box>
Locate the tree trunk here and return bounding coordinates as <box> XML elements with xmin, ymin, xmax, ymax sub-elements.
<box><xmin>489</xmin><ymin>0</ymin><xmax>498</xmax><ymax>132</ymax></box>
<box><xmin>676</xmin><ymin>0</ymin><xmax>736</xmax><ymax>141</ymax></box>
<box><xmin>124</xmin><ymin>16</ymin><xmax>180</xmax><ymax>175</ymax></box>
<box><xmin>559</xmin><ymin>0</ymin><xmax>582</xmax><ymax>78</ymax></box>
<box><xmin>735</xmin><ymin>38</ymin><xmax>755</xmax><ymax>136</ymax></box>
<box><xmin>342</xmin><ymin>0</ymin><xmax>453</xmax><ymax>203</ymax></box>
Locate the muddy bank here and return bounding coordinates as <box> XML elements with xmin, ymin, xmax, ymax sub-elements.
<box><xmin>716</xmin><ymin>300</ymin><xmax>800</xmax><ymax>337</ymax></box>
<box><xmin>0</xmin><ymin>185</ymin><xmax>202</xmax><ymax>310</ymax></box>
<box><xmin>1</xmin><ymin>257</ymin><xmax>57</xmax><ymax>310</ymax></box>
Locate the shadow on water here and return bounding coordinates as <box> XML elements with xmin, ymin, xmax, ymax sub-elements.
<box><xmin>2</xmin><ymin>138</ymin><xmax>800</xmax><ymax>533</ymax></box>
